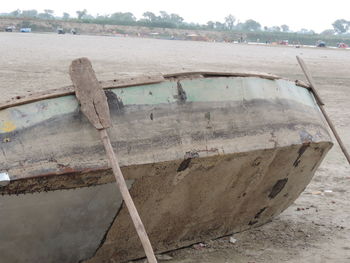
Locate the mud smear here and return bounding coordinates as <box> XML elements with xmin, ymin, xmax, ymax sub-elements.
<box><xmin>269</xmin><ymin>178</ymin><xmax>288</xmax><ymax>199</ymax></box>
<box><xmin>177</xmin><ymin>158</ymin><xmax>192</xmax><ymax>172</ymax></box>
<box><xmin>293</xmin><ymin>143</ymin><xmax>310</xmax><ymax>167</ymax></box>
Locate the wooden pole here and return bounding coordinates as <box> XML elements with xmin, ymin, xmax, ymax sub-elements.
<box><xmin>99</xmin><ymin>129</ymin><xmax>158</xmax><ymax>263</ymax></box>
<box><xmin>296</xmin><ymin>56</ymin><xmax>350</xmax><ymax>165</ymax></box>
<box><xmin>69</xmin><ymin>57</ymin><xmax>158</xmax><ymax>263</ymax></box>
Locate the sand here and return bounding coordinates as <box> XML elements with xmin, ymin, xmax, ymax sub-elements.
<box><xmin>1</xmin><ymin>32</ymin><xmax>349</xmax><ymax>263</ymax></box>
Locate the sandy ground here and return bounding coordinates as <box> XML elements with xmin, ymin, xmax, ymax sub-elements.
<box><xmin>0</xmin><ymin>33</ymin><xmax>349</xmax><ymax>263</ymax></box>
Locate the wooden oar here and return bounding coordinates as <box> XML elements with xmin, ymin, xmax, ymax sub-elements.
<box><xmin>296</xmin><ymin>56</ymin><xmax>350</xmax><ymax>165</ymax></box>
<box><xmin>69</xmin><ymin>57</ymin><xmax>158</xmax><ymax>263</ymax></box>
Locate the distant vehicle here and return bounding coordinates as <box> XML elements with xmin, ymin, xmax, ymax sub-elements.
<box><xmin>279</xmin><ymin>40</ymin><xmax>289</xmax><ymax>45</ymax></box>
<box><xmin>57</xmin><ymin>28</ymin><xmax>65</xmax><ymax>34</ymax></box>
<box><xmin>316</xmin><ymin>40</ymin><xmax>326</xmax><ymax>47</ymax></box>
<box><xmin>70</xmin><ymin>29</ymin><xmax>77</xmax><ymax>35</ymax></box>
<box><xmin>337</xmin><ymin>42</ymin><xmax>348</xmax><ymax>48</ymax></box>
<box><xmin>20</xmin><ymin>28</ymin><xmax>31</xmax><ymax>33</ymax></box>
<box><xmin>5</xmin><ymin>26</ymin><xmax>15</xmax><ymax>32</ymax></box>
<box><xmin>185</xmin><ymin>34</ymin><xmax>209</xmax><ymax>41</ymax></box>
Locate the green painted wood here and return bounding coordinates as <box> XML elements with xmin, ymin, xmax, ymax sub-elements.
<box><xmin>0</xmin><ymin>77</ymin><xmax>316</xmax><ymax>135</ymax></box>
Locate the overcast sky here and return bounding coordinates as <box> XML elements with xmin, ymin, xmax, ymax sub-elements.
<box><xmin>2</xmin><ymin>0</ymin><xmax>350</xmax><ymax>33</ymax></box>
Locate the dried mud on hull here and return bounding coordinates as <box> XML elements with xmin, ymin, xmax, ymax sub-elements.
<box><xmin>0</xmin><ymin>142</ymin><xmax>332</xmax><ymax>263</ymax></box>
<box><xmin>86</xmin><ymin>142</ymin><xmax>331</xmax><ymax>262</ymax></box>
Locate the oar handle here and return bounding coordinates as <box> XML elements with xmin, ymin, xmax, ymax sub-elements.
<box><xmin>296</xmin><ymin>56</ymin><xmax>350</xmax><ymax>165</ymax></box>
<box><xmin>296</xmin><ymin>56</ymin><xmax>325</xmax><ymax>106</ymax></box>
<box><xmin>99</xmin><ymin>129</ymin><xmax>158</xmax><ymax>263</ymax></box>
<box><xmin>317</xmin><ymin>107</ymin><xmax>350</xmax><ymax>164</ymax></box>
<box><xmin>70</xmin><ymin>57</ymin><xmax>157</xmax><ymax>262</ymax></box>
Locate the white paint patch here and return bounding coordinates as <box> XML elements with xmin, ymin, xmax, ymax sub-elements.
<box><xmin>0</xmin><ymin>172</ymin><xmax>10</xmax><ymax>186</ymax></box>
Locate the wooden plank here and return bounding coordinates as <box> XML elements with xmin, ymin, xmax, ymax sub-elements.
<box><xmin>164</xmin><ymin>71</ymin><xmax>281</xmax><ymax>80</ymax></box>
<box><xmin>0</xmin><ymin>71</ymin><xmax>310</xmax><ymax>111</ymax></box>
<box><xmin>295</xmin><ymin>79</ymin><xmax>311</xmax><ymax>89</ymax></box>
<box><xmin>70</xmin><ymin>57</ymin><xmax>111</xmax><ymax>129</ymax></box>
<box><xmin>102</xmin><ymin>75</ymin><xmax>165</xmax><ymax>89</ymax></box>
<box><xmin>297</xmin><ymin>56</ymin><xmax>350</xmax><ymax>165</ymax></box>
<box><xmin>0</xmin><ymin>75</ymin><xmax>165</xmax><ymax>111</ymax></box>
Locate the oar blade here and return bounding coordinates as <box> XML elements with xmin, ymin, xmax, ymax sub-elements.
<box><xmin>69</xmin><ymin>57</ymin><xmax>111</xmax><ymax>129</ymax></box>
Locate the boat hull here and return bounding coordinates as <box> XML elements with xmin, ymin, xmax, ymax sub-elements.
<box><xmin>0</xmin><ymin>75</ymin><xmax>332</xmax><ymax>262</ymax></box>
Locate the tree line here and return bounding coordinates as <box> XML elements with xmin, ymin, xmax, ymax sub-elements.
<box><xmin>1</xmin><ymin>9</ymin><xmax>349</xmax><ymax>35</ymax></box>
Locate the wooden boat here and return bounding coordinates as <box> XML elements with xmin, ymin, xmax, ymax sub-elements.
<box><xmin>0</xmin><ymin>72</ymin><xmax>332</xmax><ymax>263</ymax></box>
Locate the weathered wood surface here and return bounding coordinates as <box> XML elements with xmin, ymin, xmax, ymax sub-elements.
<box><xmin>164</xmin><ymin>71</ymin><xmax>280</xmax><ymax>80</ymax></box>
<box><xmin>0</xmin><ymin>77</ymin><xmax>331</xmax><ymax>191</ymax></box>
<box><xmin>70</xmin><ymin>57</ymin><xmax>111</xmax><ymax>129</ymax></box>
<box><xmin>0</xmin><ymin>75</ymin><xmax>332</xmax><ymax>262</ymax></box>
<box><xmin>0</xmin><ymin>75</ymin><xmax>165</xmax><ymax>111</ymax></box>
<box><xmin>85</xmin><ymin>142</ymin><xmax>332</xmax><ymax>263</ymax></box>
<box><xmin>0</xmin><ymin>71</ymin><xmax>310</xmax><ymax>111</ymax></box>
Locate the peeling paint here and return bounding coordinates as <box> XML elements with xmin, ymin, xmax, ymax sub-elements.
<box><xmin>0</xmin><ymin>121</ymin><xmax>16</xmax><ymax>132</ymax></box>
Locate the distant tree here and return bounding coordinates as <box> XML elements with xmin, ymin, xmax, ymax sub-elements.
<box><xmin>332</xmin><ymin>19</ymin><xmax>349</xmax><ymax>34</ymax></box>
<box><xmin>155</xmin><ymin>11</ymin><xmax>183</xmax><ymax>27</ymax></box>
<box><xmin>224</xmin><ymin>14</ymin><xmax>236</xmax><ymax>30</ymax></box>
<box><xmin>169</xmin><ymin>13</ymin><xmax>184</xmax><ymax>25</ymax></box>
<box><xmin>142</xmin><ymin>11</ymin><xmax>158</xmax><ymax>23</ymax></box>
<box><xmin>271</xmin><ymin>26</ymin><xmax>281</xmax><ymax>32</ymax></box>
<box><xmin>298</xmin><ymin>28</ymin><xmax>315</xmax><ymax>35</ymax></box>
<box><xmin>110</xmin><ymin>12</ymin><xmax>136</xmax><ymax>23</ymax></box>
<box><xmin>186</xmin><ymin>22</ymin><xmax>200</xmax><ymax>29</ymax></box>
<box><xmin>207</xmin><ymin>21</ymin><xmax>215</xmax><ymax>29</ymax></box>
<box><xmin>95</xmin><ymin>14</ymin><xmax>110</xmax><ymax>20</ymax></box>
<box><xmin>215</xmin><ymin>21</ymin><xmax>225</xmax><ymax>30</ymax></box>
<box><xmin>242</xmin><ymin>19</ymin><xmax>261</xmax><ymax>31</ymax></box>
<box><xmin>139</xmin><ymin>11</ymin><xmax>184</xmax><ymax>28</ymax></box>
<box><xmin>76</xmin><ymin>9</ymin><xmax>87</xmax><ymax>20</ymax></box>
<box><xmin>62</xmin><ymin>12</ymin><xmax>70</xmax><ymax>20</ymax></box>
<box><xmin>82</xmin><ymin>14</ymin><xmax>95</xmax><ymax>20</ymax></box>
<box><xmin>21</xmin><ymin>10</ymin><xmax>38</xmax><ymax>18</ymax></box>
<box><xmin>235</xmin><ymin>22</ymin><xmax>244</xmax><ymax>31</ymax></box>
<box><xmin>10</xmin><ymin>9</ymin><xmax>21</xmax><ymax>17</ymax></box>
<box><xmin>281</xmin><ymin>24</ymin><xmax>289</xmax><ymax>32</ymax></box>
<box><xmin>159</xmin><ymin>11</ymin><xmax>170</xmax><ymax>21</ymax></box>
<box><xmin>321</xmin><ymin>29</ymin><xmax>335</xmax><ymax>36</ymax></box>
<box><xmin>263</xmin><ymin>26</ymin><xmax>281</xmax><ymax>32</ymax></box>
<box><xmin>45</xmin><ymin>9</ymin><xmax>54</xmax><ymax>15</ymax></box>
<box><xmin>38</xmin><ymin>9</ymin><xmax>54</xmax><ymax>19</ymax></box>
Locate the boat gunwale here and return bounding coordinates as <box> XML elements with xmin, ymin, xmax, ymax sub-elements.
<box><xmin>0</xmin><ymin>71</ymin><xmax>311</xmax><ymax>111</ymax></box>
